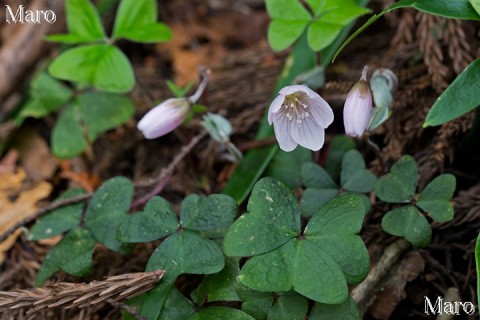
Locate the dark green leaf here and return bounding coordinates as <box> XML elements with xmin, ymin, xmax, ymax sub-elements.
<box><xmin>161</xmin><ymin>288</ymin><xmax>196</xmax><ymax>320</ymax></box>
<box><xmin>49</xmin><ymin>44</ymin><xmax>134</xmax><ymax>93</ymax></box>
<box><xmin>239</xmin><ymin>239</ymin><xmax>348</xmax><ymax>304</ymax></box>
<box><xmin>146</xmin><ymin>231</ymin><xmax>224</xmax><ymax>277</ymax></box>
<box><xmin>18</xmin><ymin>73</ymin><xmax>72</xmax><ymax>122</ymax></box>
<box><xmin>190</xmin><ymin>307</ymin><xmax>255</xmax><ymax>320</ymax></box>
<box><xmin>29</xmin><ymin>189</ymin><xmax>85</xmax><ymax>240</ymax></box>
<box><xmin>309</xmin><ymin>296</ymin><xmax>361</xmax><ymax>320</ymax></box>
<box><xmin>305</xmin><ymin>193</ymin><xmax>366</xmax><ymax>235</ymax></box>
<box><xmin>85</xmin><ymin>177</ymin><xmax>133</xmax><ymax>253</ymax></box>
<box><xmin>266</xmin><ymin>147</ymin><xmax>313</xmax><ymax>188</ymax></box>
<box><xmin>382</xmin><ymin>206</ymin><xmax>431</xmax><ymax>247</ymax></box>
<box><xmin>51</xmin><ymin>104</ymin><xmax>88</xmax><ymax>159</ymax></box>
<box><xmin>35</xmin><ymin>228</ymin><xmax>96</xmax><ymax>286</ymax></box>
<box><xmin>324</xmin><ymin>135</ymin><xmax>356</xmax><ymax>181</ymax></box>
<box><xmin>238</xmin><ymin>239</ymin><xmax>295</xmax><ymax>293</ymax></box>
<box><xmin>424</xmin><ymin>59</ymin><xmax>480</xmax><ymax>126</ymax></box>
<box><xmin>118</xmin><ymin>196</ymin><xmax>179</xmax><ymax>243</ymax></box>
<box><xmin>374</xmin><ymin>155</ymin><xmax>417</xmax><ymax>203</ymax></box>
<box><xmin>128</xmin><ymin>282</ymin><xmax>175</xmax><ymax>320</ymax></box>
<box><xmin>301</xmin><ymin>162</ymin><xmax>337</xmax><ymax>189</ymax></box>
<box><xmin>113</xmin><ymin>0</ymin><xmax>172</xmax><ymax>42</ymax></box>
<box><xmin>236</xmin><ymin>285</ymin><xmax>274</xmax><ymax>320</ymax></box>
<box><xmin>224</xmin><ymin>178</ymin><xmax>300</xmax><ymax>257</ymax></box>
<box><xmin>341</xmin><ymin>150</ymin><xmax>376</xmax><ymax>193</ymax></box>
<box><xmin>416</xmin><ymin>174</ymin><xmax>455</xmax><ymax>222</ymax></box>
<box><xmin>305</xmin><ymin>194</ymin><xmax>369</xmax><ymax>283</ymax></box>
<box><xmin>300</xmin><ymin>188</ymin><xmax>338</xmax><ymax>218</ymax></box>
<box><xmin>78</xmin><ymin>92</ymin><xmax>134</xmax><ymax>140</ymax></box>
<box><xmin>180</xmin><ymin>194</ymin><xmax>237</xmax><ymax>231</ymax></box>
<box><xmin>191</xmin><ymin>257</ymin><xmax>241</xmax><ymax>304</ymax></box>
<box><xmin>267</xmin><ymin>294</ymin><xmax>308</xmax><ymax>320</ymax></box>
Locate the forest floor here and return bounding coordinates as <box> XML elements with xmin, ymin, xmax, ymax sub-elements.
<box><xmin>1</xmin><ymin>0</ymin><xmax>480</xmax><ymax>319</ymax></box>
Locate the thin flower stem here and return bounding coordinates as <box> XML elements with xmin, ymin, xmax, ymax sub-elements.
<box><xmin>131</xmin><ymin>131</ymin><xmax>208</xmax><ymax>209</ymax></box>
<box><xmin>188</xmin><ymin>66</ymin><xmax>210</xmax><ymax>104</ymax></box>
<box><xmin>365</xmin><ymin>137</ymin><xmax>385</xmax><ymax>175</ymax></box>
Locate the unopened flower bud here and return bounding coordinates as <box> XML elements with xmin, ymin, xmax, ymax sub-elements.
<box><xmin>137</xmin><ymin>67</ymin><xmax>210</xmax><ymax>139</ymax></box>
<box><xmin>343</xmin><ymin>66</ymin><xmax>373</xmax><ymax>137</ymax></box>
<box><xmin>137</xmin><ymin>98</ymin><xmax>190</xmax><ymax>139</ymax></box>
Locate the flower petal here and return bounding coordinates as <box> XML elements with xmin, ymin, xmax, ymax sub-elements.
<box><xmin>353</xmin><ymin>97</ymin><xmax>372</xmax><ymax>136</ymax></box>
<box><xmin>279</xmin><ymin>84</ymin><xmax>315</xmax><ymax>97</ymax></box>
<box><xmin>306</xmin><ymin>96</ymin><xmax>334</xmax><ymax>128</ymax></box>
<box><xmin>273</xmin><ymin>113</ymin><xmax>297</xmax><ymax>152</ymax></box>
<box><xmin>268</xmin><ymin>95</ymin><xmax>285</xmax><ymax>125</ymax></box>
<box><xmin>290</xmin><ymin>116</ymin><xmax>325</xmax><ymax>151</ymax></box>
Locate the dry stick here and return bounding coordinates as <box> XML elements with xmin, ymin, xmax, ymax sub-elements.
<box><xmin>352</xmin><ymin>239</ymin><xmax>411</xmax><ymax>316</ymax></box>
<box><xmin>0</xmin><ymin>193</ymin><xmax>93</xmax><ymax>243</ymax></box>
<box><xmin>131</xmin><ymin>131</ymin><xmax>208</xmax><ymax>208</ymax></box>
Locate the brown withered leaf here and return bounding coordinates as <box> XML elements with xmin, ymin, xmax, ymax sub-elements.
<box><xmin>0</xmin><ymin>169</ymin><xmax>52</xmax><ymax>263</ymax></box>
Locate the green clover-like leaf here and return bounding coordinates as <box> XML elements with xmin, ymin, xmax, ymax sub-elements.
<box><xmin>374</xmin><ymin>155</ymin><xmax>418</xmax><ymax>203</ymax></box>
<box><xmin>180</xmin><ymin>194</ymin><xmax>237</xmax><ymax>231</ymax></box>
<box><xmin>189</xmin><ymin>307</ymin><xmax>255</xmax><ymax>320</ymax></box>
<box><xmin>224</xmin><ymin>178</ymin><xmax>300</xmax><ymax>257</ymax></box>
<box><xmin>29</xmin><ymin>189</ymin><xmax>85</xmax><ymax>241</ymax></box>
<box><xmin>416</xmin><ymin>174</ymin><xmax>455</xmax><ymax>222</ymax></box>
<box><xmin>36</xmin><ymin>227</ymin><xmax>96</xmax><ymax>286</ymax></box>
<box><xmin>117</xmin><ymin>196</ymin><xmax>179</xmax><ymax>243</ymax></box>
<box><xmin>232</xmin><ymin>191</ymin><xmax>368</xmax><ymax>304</ymax></box>
<box><xmin>46</xmin><ymin>0</ymin><xmax>106</xmax><ymax>44</ymax></box>
<box><xmin>113</xmin><ymin>0</ymin><xmax>172</xmax><ymax>43</ymax></box>
<box><xmin>340</xmin><ymin>150</ymin><xmax>377</xmax><ymax>193</ymax></box>
<box><xmin>49</xmin><ymin>44</ymin><xmax>134</xmax><ymax>93</ymax></box>
<box><xmin>191</xmin><ymin>257</ymin><xmax>241</xmax><ymax>304</ymax></box>
<box><xmin>381</xmin><ymin>205</ymin><xmax>431</xmax><ymax>247</ymax></box>
<box><xmin>267</xmin><ymin>294</ymin><xmax>308</xmax><ymax>320</ymax></box>
<box><xmin>310</xmin><ymin>296</ymin><xmax>361</xmax><ymax>320</ymax></box>
<box><xmin>146</xmin><ymin>231</ymin><xmax>224</xmax><ymax>278</ymax></box>
<box><xmin>85</xmin><ymin>177</ymin><xmax>133</xmax><ymax>253</ymax></box>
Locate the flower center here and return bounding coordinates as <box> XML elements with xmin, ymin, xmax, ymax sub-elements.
<box><xmin>282</xmin><ymin>93</ymin><xmax>310</xmax><ymax>126</ymax></box>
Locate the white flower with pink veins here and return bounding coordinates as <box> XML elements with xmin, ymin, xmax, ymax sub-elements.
<box><xmin>268</xmin><ymin>85</ymin><xmax>334</xmax><ymax>152</ymax></box>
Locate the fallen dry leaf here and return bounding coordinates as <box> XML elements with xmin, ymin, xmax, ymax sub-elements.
<box><xmin>0</xmin><ymin>169</ymin><xmax>52</xmax><ymax>264</ymax></box>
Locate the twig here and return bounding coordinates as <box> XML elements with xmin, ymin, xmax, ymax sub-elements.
<box><xmin>0</xmin><ymin>193</ymin><xmax>93</xmax><ymax>243</ymax></box>
<box><xmin>132</xmin><ymin>131</ymin><xmax>208</xmax><ymax>210</ymax></box>
<box><xmin>352</xmin><ymin>239</ymin><xmax>410</xmax><ymax>315</ymax></box>
<box><xmin>0</xmin><ymin>270</ymin><xmax>164</xmax><ymax>317</ymax></box>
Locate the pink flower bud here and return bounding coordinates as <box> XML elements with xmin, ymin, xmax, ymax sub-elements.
<box><xmin>343</xmin><ymin>66</ymin><xmax>373</xmax><ymax>137</ymax></box>
<box><xmin>268</xmin><ymin>85</ymin><xmax>334</xmax><ymax>152</ymax></box>
<box><xmin>137</xmin><ymin>98</ymin><xmax>190</xmax><ymax>139</ymax></box>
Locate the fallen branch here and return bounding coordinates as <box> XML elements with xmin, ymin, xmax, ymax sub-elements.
<box><xmin>352</xmin><ymin>239</ymin><xmax>410</xmax><ymax>315</ymax></box>
<box><xmin>0</xmin><ymin>270</ymin><xmax>164</xmax><ymax>317</ymax></box>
